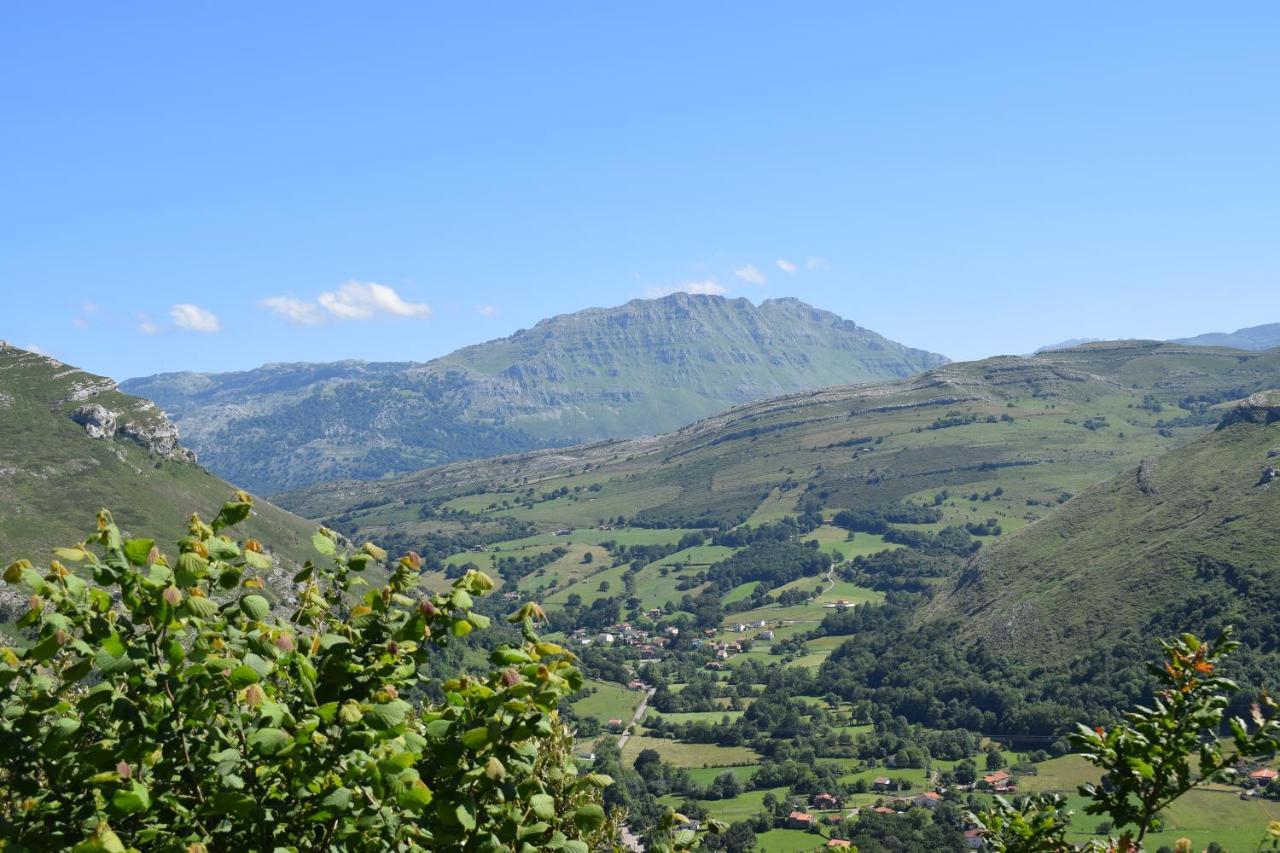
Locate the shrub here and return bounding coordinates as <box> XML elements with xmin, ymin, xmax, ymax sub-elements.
<box><xmin>0</xmin><ymin>495</ymin><xmax>615</xmax><ymax>851</ymax></box>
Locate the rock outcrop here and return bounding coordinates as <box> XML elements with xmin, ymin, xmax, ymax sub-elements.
<box><xmin>70</xmin><ymin>403</ymin><xmax>195</xmax><ymax>462</ymax></box>
<box><xmin>71</xmin><ymin>403</ymin><xmax>118</xmax><ymax>439</ymax></box>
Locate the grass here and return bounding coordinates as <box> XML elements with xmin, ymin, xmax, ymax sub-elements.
<box><xmin>1019</xmin><ymin>754</ymin><xmax>1280</xmax><ymax>848</ymax></box>
<box><xmin>620</xmin><ymin>735</ymin><xmax>760</xmax><ymax>769</ymax></box>
<box><xmin>572</xmin><ymin>679</ymin><xmax>644</xmax><ymax>724</ymax></box>
<box><xmin>659</xmin><ymin>786</ymin><xmax>789</xmax><ymax>824</ymax></box>
<box><xmin>682</xmin><ymin>764</ymin><xmax>758</xmax><ymax>786</ymax></box>
<box><xmin>289</xmin><ymin>343</ymin><xmax>1280</xmax><ymax>549</ymax></box>
<box><xmin>0</xmin><ymin>347</ymin><xmax>320</xmax><ymax>606</ymax></box>
<box><xmin>803</xmin><ymin>526</ymin><xmax>900</xmax><ymax>561</ymax></box>
<box><xmin>923</xmin><ymin>398</ymin><xmax>1280</xmax><ymax>664</ymax></box>
<box><xmin>754</xmin><ymin>828</ymin><xmax>828</xmax><ymax>852</ymax></box>
<box><xmin>646</xmin><ymin>710</ymin><xmax>744</xmax><ymax>725</ymax></box>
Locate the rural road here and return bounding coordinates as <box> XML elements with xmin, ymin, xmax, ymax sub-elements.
<box><xmin>617</xmin><ymin>686</ymin><xmax>656</xmax><ymax>853</ymax></box>
<box><xmin>617</xmin><ymin>686</ymin><xmax>655</xmax><ymax>750</ymax></box>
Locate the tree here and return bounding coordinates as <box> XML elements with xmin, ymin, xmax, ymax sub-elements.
<box><xmin>969</xmin><ymin>628</ymin><xmax>1280</xmax><ymax>852</ymax></box>
<box><xmin>0</xmin><ymin>497</ymin><xmax>615</xmax><ymax>851</ymax></box>
<box><xmin>1072</xmin><ymin>629</ymin><xmax>1280</xmax><ymax>847</ymax></box>
<box><xmin>985</xmin><ymin>747</ymin><xmax>1006</xmax><ymax>770</ymax></box>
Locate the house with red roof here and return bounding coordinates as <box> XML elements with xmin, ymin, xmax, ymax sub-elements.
<box><xmin>787</xmin><ymin>811</ymin><xmax>814</xmax><ymax>829</ymax></box>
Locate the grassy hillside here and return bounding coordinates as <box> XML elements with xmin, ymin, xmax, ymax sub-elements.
<box><xmin>0</xmin><ymin>344</ymin><xmax>318</xmax><ymax>624</ymax></box>
<box><xmin>121</xmin><ymin>294</ymin><xmax>947</xmax><ymax>493</ymax></box>
<box><xmin>924</xmin><ymin>389</ymin><xmax>1280</xmax><ymax>664</ymax></box>
<box><xmin>279</xmin><ymin>341</ymin><xmax>1280</xmax><ymax>554</ymax></box>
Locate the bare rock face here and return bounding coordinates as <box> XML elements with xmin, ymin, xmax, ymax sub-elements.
<box><xmin>119</xmin><ymin>419</ymin><xmax>196</xmax><ymax>463</ymax></box>
<box><xmin>69</xmin><ymin>403</ymin><xmax>196</xmax><ymax>462</ymax></box>
<box><xmin>71</xmin><ymin>404</ymin><xmax>119</xmax><ymax>439</ymax></box>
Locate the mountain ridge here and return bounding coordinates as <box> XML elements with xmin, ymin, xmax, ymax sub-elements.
<box><xmin>276</xmin><ymin>339</ymin><xmax>1280</xmax><ymax>557</ymax></box>
<box><xmin>1173</xmin><ymin>321</ymin><xmax>1280</xmax><ymax>351</ymax></box>
<box><xmin>122</xmin><ymin>294</ymin><xmax>948</xmax><ymax>493</ymax></box>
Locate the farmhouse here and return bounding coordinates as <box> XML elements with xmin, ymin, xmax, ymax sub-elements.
<box><xmin>606</xmin><ymin>718</ymin><xmax>624</xmax><ymax>732</ymax></box>
<box><xmin>786</xmin><ymin>811</ymin><xmax>813</xmax><ymax>829</ymax></box>
<box><xmin>810</xmin><ymin>792</ymin><xmax>841</xmax><ymax>810</ymax></box>
<box><xmin>872</xmin><ymin>776</ymin><xmax>892</xmax><ymax>790</ymax></box>
<box><xmin>826</xmin><ymin>841</ymin><xmax>853</xmax><ymax>849</ymax></box>
<box><xmin>910</xmin><ymin>791</ymin><xmax>942</xmax><ymax>809</ymax></box>
<box><xmin>1250</xmin><ymin>768</ymin><xmax>1278</xmax><ymax>783</ymax></box>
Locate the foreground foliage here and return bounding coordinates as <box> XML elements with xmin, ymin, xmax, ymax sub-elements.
<box><xmin>0</xmin><ymin>496</ymin><xmax>615</xmax><ymax>851</ymax></box>
<box><xmin>970</xmin><ymin>628</ymin><xmax>1280</xmax><ymax>852</ymax></box>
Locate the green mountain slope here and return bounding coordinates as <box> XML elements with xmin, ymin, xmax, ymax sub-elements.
<box><xmin>1174</xmin><ymin>321</ymin><xmax>1280</xmax><ymax>350</ymax></box>
<box><xmin>0</xmin><ymin>344</ymin><xmax>317</xmax><ymax>622</ymax></box>
<box><xmin>922</xmin><ymin>390</ymin><xmax>1280</xmax><ymax>664</ymax></box>
<box><xmin>121</xmin><ymin>294</ymin><xmax>947</xmax><ymax>493</ymax></box>
<box><xmin>278</xmin><ymin>341</ymin><xmax>1280</xmax><ymax>555</ymax></box>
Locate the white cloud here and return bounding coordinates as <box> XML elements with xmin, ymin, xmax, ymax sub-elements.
<box><xmin>24</xmin><ymin>342</ymin><xmax>49</xmax><ymax>355</ymax></box>
<box><xmin>261</xmin><ymin>296</ymin><xmax>325</xmax><ymax>325</ymax></box>
<box><xmin>71</xmin><ymin>317</ymin><xmax>89</xmax><ymax>329</ymax></box>
<box><xmin>806</xmin><ymin>256</ymin><xmax>831</xmax><ymax>271</ymax></box>
<box><xmin>734</xmin><ymin>264</ymin><xmax>767</xmax><ymax>285</ymax></box>
<box><xmin>170</xmin><ymin>303</ymin><xmax>222</xmax><ymax>333</ymax></box>
<box><xmin>81</xmin><ymin>301</ymin><xmax>100</xmax><ymax>314</ymax></box>
<box><xmin>776</xmin><ymin>258</ymin><xmax>798</xmax><ymax>275</ymax></box>
<box><xmin>476</xmin><ymin>304</ymin><xmax>499</xmax><ymax>317</ymax></box>
<box><xmin>317</xmin><ymin>281</ymin><xmax>431</xmax><ymax>320</ymax></box>
<box><xmin>644</xmin><ymin>279</ymin><xmax>728</xmax><ymax>299</ymax></box>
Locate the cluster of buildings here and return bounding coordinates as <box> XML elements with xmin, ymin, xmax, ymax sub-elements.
<box><xmin>569</xmin><ymin>622</ymin><xmax>678</xmax><ymax>659</ymax></box>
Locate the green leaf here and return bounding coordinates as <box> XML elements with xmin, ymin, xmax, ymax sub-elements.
<box><xmin>244</xmin><ymin>549</ymin><xmax>272</xmax><ymax>570</ymax></box>
<box><xmin>425</xmin><ymin>719</ymin><xmax>453</xmax><ymax>738</ymax></box>
<box><xmin>320</xmin><ymin>787</ymin><xmax>353</xmax><ymax>811</ymax></box>
<box><xmin>211</xmin><ymin>791</ymin><xmax>256</xmax><ymax>816</ymax></box>
<box><xmin>530</xmin><ymin>793</ymin><xmax>555</xmax><ymax>820</ymax></box>
<box><xmin>399</xmin><ymin>779</ymin><xmax>433</xmax><ymax>811</ymax></box>
<box><xmin>248</xmin><ymin>727</ymin><xmax>291</xmax><ymax>756</ymax></box>
<box><xmin>461</xmin><ymin>726</ymin><xmax>490</xmax><ymax>749</ymax></box>
<box><xmin>368</xmin><ymin>700</ymin><xmax>411</xmax><ymax>730</ymax></box>
<box><xmin>311</xmin><ymin>531</ymin><xmax>336</xmax><ymax>556</ymax></box>
<box><xmin>110</xmin><ymin>781</ymin><xmax>151</xmax><ymax>815</ymax></box>
<box><xmin>206</xmin><ymin>536</ymin><xmax>241</xmax><ymax>561</ymax></box>
<box><xmin>211</xmin><ymin>498</ymin><xmax>253</xmax><ymax>532</ymax></box>
<box><xmin>122</xmin><ymin>538</ymin><xmax>155</xmax><ymax>567</ymax></box>
<box><xmin>571</xmin><ymin>803</ymin><xmax>605</xmax><ymax>830</ymax></box>
<box><xmin>455</xmin><ymin>802</ymin><xmax>477</xmax><ymax>831</ymax></box>
<box><xmin>240</xmin><ymin>594</ymin><xmax>271</xmax><ymax>621</ymax></box>
<box><xmin>229</xmin><ymin>664</ymin><xmax>261</xmax><ymax>687</ymax></box>
<box><xmin>185</xmin><ymin>595</ymin><xmax>219</xmax><ymax>619</ymax></box>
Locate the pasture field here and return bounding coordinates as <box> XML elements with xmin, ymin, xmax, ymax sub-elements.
<box><xmin>745</xmin><ymin>487</ymin><xmax>802</xmax><ymax>526</ymax></box>
<box><xmin>682</xmin><ymin>764</ymin><xmax>758</xmax><ymax>786</ymax></box>
<box><xmin>620</xmin><ymin>735</ymin><xmax>760</xmax><ymax>769</ymax></box>
<box><xmin>802</xmin><ymin>526</ymin><xmax>900</xmax><ymax>561</ymax></box>
<box><xmin>754</xmin><ymin>828</ymin><xmax>829</xmax><ymax>852</ymax></box>
<box><xmin>1020</xmin><ymin>754</ymin><xmax>1280</xmax><ymax>849</ymax></box>
<box><xmin>646</xmin><ymin>709</ymin><xmax>745</xmax><ymax>726</ymax></box>
<box><xmin>659</xmin><ymin>787</ymin><xmax>789</xmax><ymax>823</ymax></box>
<box><xmin>572</xmin><ymin>679</ymin><xmax>644</xmax><ymax>725</ymax></box>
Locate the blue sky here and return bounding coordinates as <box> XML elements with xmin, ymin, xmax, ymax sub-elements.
<box><xmin>2</xmin><ymin>3</ymin><xmax>1277</xmax><ymax>380</ymax></box>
